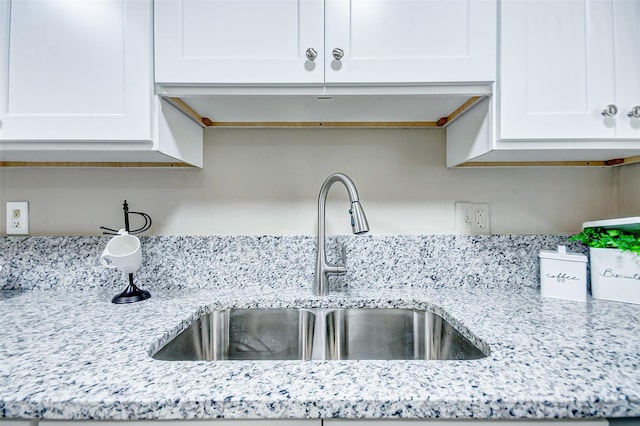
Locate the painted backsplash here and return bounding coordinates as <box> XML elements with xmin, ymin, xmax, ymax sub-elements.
<box><xmin>0</xmin><ymin>128</ymin><xmax>625</xmax><ymax>236</ymax></box>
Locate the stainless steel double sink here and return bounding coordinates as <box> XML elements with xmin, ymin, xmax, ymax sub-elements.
<box><xmin>152</xmin><ymin>308</ymin><xmax>487</xmax><ymax>361</ymax></box>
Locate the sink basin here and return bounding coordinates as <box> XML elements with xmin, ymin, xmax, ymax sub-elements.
<box><xmin>153</xmin><ymin>308</ymin><xmax>487</xmax><ymax>361</ymax></box>
<box><xmin>153</xmin><ymin>308</ymin><xmax>315</xmax><ymax>361</ymax></box>
<box><xmin>325</xmin><ymin>308</ymin><xmax>486</xmax><ymax>360</ymax></box>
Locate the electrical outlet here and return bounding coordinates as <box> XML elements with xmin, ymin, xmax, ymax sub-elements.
<box><xmin>6</xmin><ymin>202</ymin><xmax>29</xmax><ymax>235</ymax></box>
<box><xmin>455</xmin><ymin>202</ymin><xmax>490</xmax><ymax>235</ymax></box>
<box><xmin>473</xmin><ymin>203</ymin><xmax>490</xmax><ymax>234</ymax></box>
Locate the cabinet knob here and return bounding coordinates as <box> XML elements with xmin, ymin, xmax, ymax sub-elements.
<box><xmin>305</xmin><ymin>48</ymin><xmax>318</xmax><ymax>61</ymax></box>
<box><xmin>627</xmin><ymin>106</ymin><xmax>640</xmax><ymax>118</ymax></box>
<box><xmin>332</xmin><ymin>48</ymin><xmax>344</xmax><ymax>61</ymax></box>
<box><xmin>601</xmin><ymin>104</ymin><xmax>618</xmax><ymax>117</ymax></box>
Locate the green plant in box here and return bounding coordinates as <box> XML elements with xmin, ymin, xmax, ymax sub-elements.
<box><xmin>570</xmin><ymin>227</ymin><xmax>640</xmax><ymax>254</ymax></box>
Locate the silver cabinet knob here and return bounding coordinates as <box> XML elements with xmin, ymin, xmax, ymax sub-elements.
<box><xmin>627</xmin><ymin>106</ymin><xmax>640</xmax><ymax>118</ymax></box>
<box><xmin>305</xmin><ymin>48</ymin><xmax>318</xmax><ymax>61</ymax></box>
<box><xmin>601</xmin><ymin>104</ymin><xmax>618</xmax><ymax>117</ymax></box>
<box><xmin>332</xmin><ymin>48</ymin><xmax>344</xmax><ymax>61</ymax></box>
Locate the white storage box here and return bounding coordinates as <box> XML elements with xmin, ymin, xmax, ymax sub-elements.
<box><xmin>590</xmin><ymin>248</ymin><xmax>640</xmax><ymax>304</ymax></box>
<box><xmin>582</xmin><ymin>217</ymin><xmax>640</xmax><ymax>305</ymax></box>
<box><xmin>539</xmin><ymin>246</ymin><xmax>587</xmax><ymax>302</ymax></box>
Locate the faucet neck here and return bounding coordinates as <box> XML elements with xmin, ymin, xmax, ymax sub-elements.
<box><xmin>318</xmin><ymin>173</ymin><xmax>361</xmax><ymax>204</ymax></box>
<box><xmin>315</xmin><ymin>173</ymin><xmax>368</xmax><ymax>296</ymax></box>
<box><xmin>317</xmin><ymin>173</ymin><xmax>361</xmax><ymax>260</ymax></box>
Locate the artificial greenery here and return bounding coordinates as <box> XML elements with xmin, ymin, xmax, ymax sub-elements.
<box><xmin>570</xmin><ymin>227</ymin><xmax>640</xmax><ymax>254</ymax></box>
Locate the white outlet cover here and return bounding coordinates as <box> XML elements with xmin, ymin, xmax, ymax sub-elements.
<box><xmin>455</xmin><ymin>202</ymin><xmax>490</xmax><ymax>235</ymax></box>
<box><xmin>472</xmin><ymin>203</ymin><xmax>490</xmax><ymax>234</ymax></box>
<box><xmin>455</xmin><ymin>202</ymin><xmax>473</xmax><ymax>235</ymax></box>
<box><xmin>6</xmin><ymin>201</ymin><xmax>29</xmax><ymax>235</ymax></box>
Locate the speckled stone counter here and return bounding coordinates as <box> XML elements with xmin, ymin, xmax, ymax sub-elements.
<box><xmin>0</xmin><ymin>234</ymin><xmax>587</xmax><ymax>291</ymax></box>
<box><xmin>1</xmin><ymin>235</ymin><xmax>639</xmax><ymax>421</ymax></box>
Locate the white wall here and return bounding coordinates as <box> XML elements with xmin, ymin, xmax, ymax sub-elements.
<box><xmin>0</xmin><ymin>128</ymin><xmax>617</xmax><ymax>236</ymax></box>
<box><xmin>618</xmin><ymin>162</ymin><xmax>640</xmax><ymax>216</ymax></box>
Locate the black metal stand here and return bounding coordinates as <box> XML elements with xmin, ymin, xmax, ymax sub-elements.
<box><xmin>111</xmin><ymin>274</ymin><xmax>151</xmax><ymax>304</ymax></box>
<box><xmin>100</xmin><ymin>201</ymin><xmax>152</xmax><ymax>304</ymax></box>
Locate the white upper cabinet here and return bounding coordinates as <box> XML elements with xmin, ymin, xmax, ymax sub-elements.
<box><xmin>154</xmin><ymin>0</ymin><xmax>325</xmax><ymax>85</ymax></box>
<box><xmin>446</xmin><ymin>0</ymin><xmax>640</xmax><ymax>167</ymax></box>
<box><xmin>324</xmin><ymin>0</ymin><xmax>496</xmax><ymax>84</ymax></box>
<box><xmin>0</xmin><ymin>0</ymin><xmax>151</xmax><ymax>141</ymax></box>
<box><xmin>614</xmin><ymin>0</ymin><xmax>640</xmax><ymax>139</ymax></box>
<box><xmin>500</xmin><ymin>0</ymin><xmax>640</xmax><ymax>141</ymax></box>
<box><xmin>154</xmin><ymin>0</ymin><xmax>496</xmax><ymax>86</ymax></box>
<box><xmin>0</xmin><ymin>0</ymin><xmax>202</xmax><ymax>166</ymax></box>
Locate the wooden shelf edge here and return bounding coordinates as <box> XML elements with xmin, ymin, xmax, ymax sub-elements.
<box><xmin>167</xmin><ymin>94</ymin><xmax>486</xmax><ymax>129</ymax></box>
<box><xmin>0</xmin><ymin>162</ymin><xmax>196</xmax><ymax>168</ymax></box>
<box><xmin>455</xmin><ymin>160</ymin><xmax>629</xmax><ymax>168</ymax></box>
<box><xmin>165</xmin><ymin>97</ymin><xmax>212</xmax><ymax>127</ymax></box>
<box><xmin>607</xmin><ymin>155</ymin><xmax>640</xmax><ymax>167</ymax></box>
<box><xmin>208</xmin><ymin>121</ymin><xmax>440</xmax><ymax>128</ymax></box>
<box><xmin>437</xmin><ymin>96</ymin><xmax>483</xmax><ymax>127</ymax></box>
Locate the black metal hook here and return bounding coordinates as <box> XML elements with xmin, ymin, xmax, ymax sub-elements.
<box><xmin>127</xmin><ymin>211</ymin><xmax>152</xmax><ymax>235</ymax></box>
<box><xmin>99</xmin><ymin>201</ymin><xmax>152</xmax><ymax>235</ymax></box>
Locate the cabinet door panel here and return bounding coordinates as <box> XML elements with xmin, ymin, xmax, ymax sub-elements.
<box><xmin>181</xmin><ymin>2</ymin><xmax>297</xmax><ymax>58</ymax></box>
<box><xmin>500</xmin><ymin>0</ymin><xmax>615</xmax><ymax>140</ymax></box>
<box><xmin>0</xmin><ymin>0</ymin><xmax>152</xmax><ymax>141</ymax></box>
<box><xmin>614</xmin><ymin>0</ymin><xmax>640</xmax><ymax>138</ymax></box>
<box><xmin>325</xmin><ymin>0</ymin><xmax>496</xmax><ymax>84</ymax></box>
<box><xmin>154</xmin><ymin>0</ymin><xmax>324</xmax><ymax>85</ymax></box>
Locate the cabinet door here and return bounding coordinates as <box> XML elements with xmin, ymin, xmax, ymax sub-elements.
<box><xmin>154</xmin><ymin>0</ymin><xmax>324</xmax><ymax>85</ymax></box>
<box><xmin>0</xmin><ymin>0</ymin><xmax>152</xmax><ymax>141</ymax></box>
<box><xmin>324</xmin><ymin>0</ymin><xmax>496</xmax><ymax>84</ymax></box>
<box><xmin>614</xmin><ymin>0</ymin><xmax>640</xmax><ymax>138</ymax></box>
<box><xmin>499</xmin><ymin>0</ymin><xmax>616</xmax><ymax>140</ymax></box>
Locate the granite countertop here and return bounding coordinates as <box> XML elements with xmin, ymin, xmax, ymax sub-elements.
<box><xmin>1</xmin><ymin>234</ymin><xmax>639</xmax><ymax>420</ymax></box>
<box><xmin>2</xmin><ymin>285</ymin><xmax>640</xmax><ymax>420</ymax></box>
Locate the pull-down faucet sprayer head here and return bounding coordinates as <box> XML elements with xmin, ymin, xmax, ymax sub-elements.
<box><xmin>349</xmin><ymin>201</ymin><xmax>369</xmax><ymax>235</ymax></box>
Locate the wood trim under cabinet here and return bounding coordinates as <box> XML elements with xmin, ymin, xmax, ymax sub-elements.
<box><xmin>436</xmin><ymin>96</ymin><xmax>483</xmax><ymax>126</ymax></box>
<box><xmin>605</xmin><ymin>155</ymin><xmax>640</xmax><ymax>166</ymax></box>
<box><xmin>164</xmin><ymin>95</ymin><xmax>483</xmax><ymax>129</ymax></box>
<box><xmin>0</xmin><ymin>162</ymin><xmax>196</xmax><ymax>168</ymax></box>
<box><xmin>165</xmin><ymin>97</ymin><xmax>213</xmax><ymax>127</ymax></box>
<box><xmin>454</xmin><ymin>159</ymin><xmax>639</xmax><ymax>168</ymax></box>
<box><xmin>207</xmin><ymin>121</ymin><xmax>441</xmax><ymax>128</ymax></box>
<box><xmin>455</xmin><ymin>160</ymin><xmax>608</xmax><ymax>167</ymax></box>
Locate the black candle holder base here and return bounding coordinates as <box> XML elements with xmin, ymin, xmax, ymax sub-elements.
<box><xmin>112</xmin><ymin>283</ymin><xmax>151</xmax><ymax>304</ymax></box>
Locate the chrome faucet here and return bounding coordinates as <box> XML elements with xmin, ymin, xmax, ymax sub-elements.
<box><xmin>314</xmin><ymin>173</ymin><xmax>369</xmax><ymax>296</ymax></box>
